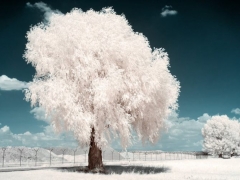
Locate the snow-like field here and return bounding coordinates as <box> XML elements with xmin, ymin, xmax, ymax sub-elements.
<box><xmin>0</xmin><ymin>158</ymin><xmax>239</xmax><ymax>180</ymax></box>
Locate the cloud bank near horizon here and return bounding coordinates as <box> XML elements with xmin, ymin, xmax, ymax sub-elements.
<box><xmin>3</xmin><ymin>100</ymin><xmax>240</xmax><ymax>151</ymax></box>
<box><xmin>0</xmin><ymin>124</ymin><xmax>78</xmax><ymax>148</ymax></box>
<box><xmin>0</xmin><ymin>112</ymin><xmax>208</xmax><ymax>151</ymax></box>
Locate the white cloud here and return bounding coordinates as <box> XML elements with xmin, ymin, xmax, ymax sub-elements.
<box><xmin>0</xmin><ymin>125</ymin><xmax>78</xmax><ymax>148</ymax></box>
<box><xmin>30</xmin><ymin>107</ymin><xmax>50</xmax><ymax>123</ymax></box>
<box><xmin>1</xmin><ymin>126</ymin><xmax>10</xmax><ymax>133</ymax></box>
<box><xmin>0</xmin><ymin>75</ymin><xmax>29</xmax><ymax>91</ymax></box>
<box><xmin>26</xmin><ymin>2</ymin><xmax>33</xmax><ymax>8</ymax></box>
<box><xmin>161</xmin><ymin>5</ymin><xmax>178</xmax><ymax>17</ymax></box>
<box><xmin>23</xmin><ymin>131</ymin><xmax>32</xmax><ymax>135</ymax></box>
<box><xmin>197</xmin><ymin>113</ymin><xmax>211</xmax><ymax>123</ymax></box>
<box><xmin>26</xmin><ymin>2</ymin><xmax>62</xmax><ymax>23</ymax></box>
<box><xmin>193</xmin><ymin>140</ymin><xmax>203</xmax><ymax>147</ymax></box>
<box><xmin>231</xmin><ymin>108</ymin><xmax>240</xmax><ymax>115</ymax></box>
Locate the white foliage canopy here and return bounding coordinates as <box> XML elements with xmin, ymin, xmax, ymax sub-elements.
<box><xmin>24</xmin><ymin>7</ymin><xmax>180</xmax><ymax>149</ymax></box>
<box><xmin>202</xmin><ymin>115</ymin><xmax>240</xmax><ymax>155</ymax></box>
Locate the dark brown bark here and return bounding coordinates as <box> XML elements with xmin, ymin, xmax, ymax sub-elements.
<box><xmin>219</xmin><ymin>154</ymin><xmax>222</xmax><ymax>158</ymax></box>
<box><xmin>88</xmin><ymin>127</ymin><xmax>104</xmax><ymax>172</ymax></box>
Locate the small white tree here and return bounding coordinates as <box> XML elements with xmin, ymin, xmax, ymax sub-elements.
<box><xmin>23</xmin><ymin>7</ymin><xmax>180</xmax><ymax>171</ymax></box>
<box><xmin>202</xmin><ymin>115</ymin><xmax>240</xmax><ymax>157</ymax></box>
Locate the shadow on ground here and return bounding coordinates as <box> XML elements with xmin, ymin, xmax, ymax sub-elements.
<box><xmin>57</xmin><ymin>165</ymin><xmax>170</xmax><ymax>174</ymax></box>
<box><xmin>105</xmin><ymin>165</ymin><xmax>170</xmax><ymax>174</ymax></box>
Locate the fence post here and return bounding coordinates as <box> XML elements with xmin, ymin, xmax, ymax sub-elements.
<box><xmin>18</xmin><ymin>148</ymin><xmax>24</xmax><ymax>167</ymax></box>
<box><xmin>49</xmin><ymin>148</ymin><xmax>53</xmax><ymax>166</ymax></box>
<box><xmin>2</xmin><ymin>147</ymin><xmax>6</xmax><ymax>167</ymax></box>
<box><xmin>73</xmin><ymin>148</ymin><xmax>77</xmax><ymax>164</ymax></box>
<box><xmin>84</xmin><ymin>150</ymin><xmax>87</xmax><ymax>163</ymax></box>
<box><xmin>61</xmin><ymin>149</ymin><xmax>67</xmax><ymax>164</ymax></box>
<box><xmin>33</xmin><ymin>148</ymin><xmax>39</xmax><ymax>166</ymax></box>
<box><xmin>112</xmin><ymin>150</ymin><xmax>114</xmax><ymax>161</ymax></box>
<box><xmin>103</xmin><ymin>150</ymin><xmax>106</xmax><ymax>162</ymax></box>
<box><xmin>125</xmin><ymin>151</ymin><xmax>129</xmax><ymax>164</ymax></box>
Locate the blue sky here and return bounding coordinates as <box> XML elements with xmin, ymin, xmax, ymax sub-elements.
<box><xmin>0</xmin><ymin>0</ymin><xmax>240</xmax><ymax>151</ymax></box>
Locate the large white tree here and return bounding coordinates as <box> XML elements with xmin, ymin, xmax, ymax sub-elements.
<box><xmin>202</xmin><ymin>115</ymin><xmax>240</xmax><ymax>157</ymax></box>
<box><xmin>24</xmin><ymin>7</ymin><xmax>180</xmax><ymax>171</ymax></box>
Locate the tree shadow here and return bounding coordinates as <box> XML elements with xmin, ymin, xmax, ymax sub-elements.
<box><xmin>57</xmin><ymin>165</ymin><xmax>170</xmax><ymax>174</ymax></box>
<box><xmin>105</xmin><ymin>165</ymin><xmax>170</xmax><ymax>174</ymax></box>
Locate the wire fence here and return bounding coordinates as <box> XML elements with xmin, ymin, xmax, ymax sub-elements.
<box><xmin>0</xmin><ymin>147</ymin><xmax>208</xmax><ymax>168</ymax></box>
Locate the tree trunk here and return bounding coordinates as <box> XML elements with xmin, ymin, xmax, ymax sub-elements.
<box><xmin>219</xmin><ymin>154</ymin><xmax>222</xmax><ymax>158</ymax></box>
<box><xmin>88</xmin><ymin>127</ymin><xmax>104</xmax><ymax>172</ymax></box>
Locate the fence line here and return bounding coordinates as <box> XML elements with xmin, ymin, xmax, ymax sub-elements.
<box><xmin>0</xmin><ymin>147</ymin><xmax>208</xmax><ymax>168</ymax></box>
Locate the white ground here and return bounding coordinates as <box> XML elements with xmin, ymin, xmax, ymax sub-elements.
<box><xmin>0</xmin><ymin>158</ymin><xmax>239</xmax><ymax>180</ymax></box>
